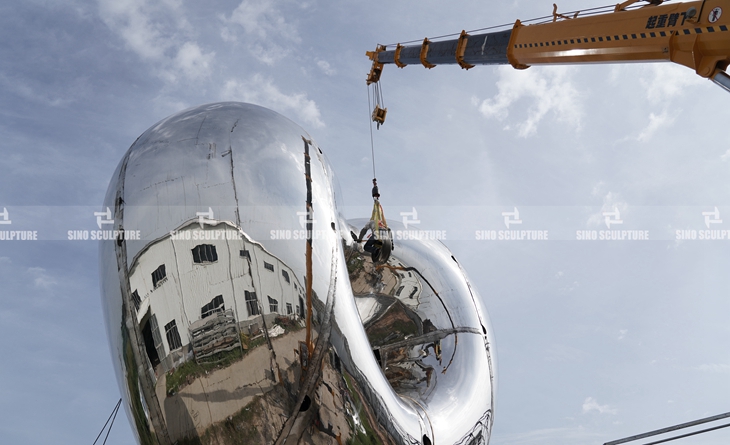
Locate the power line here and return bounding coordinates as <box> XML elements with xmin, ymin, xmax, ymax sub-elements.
<box><xmin>605</xmin><ymin>411</ymin><xmax>730</xmax><ymax>445</ymax></box>
<box><xmin>641</xmin><ymin>422</ymin><xmax>730</xmax><ymax>445</ymax></box>
<box><xmin>93</xmin><ymin>398</ymin><xmax>122</xmax><ymax>445</ymax></box>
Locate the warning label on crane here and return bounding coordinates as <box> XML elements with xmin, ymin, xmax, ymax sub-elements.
<box><xmin>709</xmin><ymin>7</ymin><xmax>723</xmax><ymax>23</ymax></box>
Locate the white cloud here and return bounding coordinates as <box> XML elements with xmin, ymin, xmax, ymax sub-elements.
<box><xmin>0</xmin><ymin>257</ymin><xmax>10</xmax><ymax>265</ymax></box>
<box><xmin>220</xmin><ymin>26</ymin><xmax>236</xmax><ymax>43</ymax></box>
<box><xmin>27</xmin><ymin>267</ymin><xmax>57</xmax><ymax>289</ymax></box>
<box><xmin>0</xmin><ymin>73</ymin><xmax>71</xmax><ymax>107</ymax></box>
<box><xmin>559</xmin><ymin>280</ymin><xmax>580</xmax><ymax>293</ymax></box>
<box><xmin>588</xmin><ymin>191</ymin><xmax>628</xmax><ymax>227</ymax></box>
<box><xmin>222</xmin><ymin>75</ymin><xmax>324</xmax><ymax>128</ymax></box>
<box><xmin>592</xmin><ymin>181</ymin><xmax>606</xmax><ymax>197</ymax></box>
<box><xmin>472</xmin><ymin>65</ymin><xmax>583</xmax><ymax>137</ymax></box>
<box><xmin>582</xmin><ymin>397</ymin><xmax>618</xmax><ymax>415</ymax></box>
<box><xmin>636</xmin><ymin>109</ymin><xmax>676</xmax><ymax>142</ymax></box>
<box><xmin>721</xmin><ymin>149</ymin><xmax>730</xmax><ymax>162</ymax></box>
<box><xmin>99</xmin><ymin>0</ymin><xmax>165</xmax><ymax>59</ymax></box>
<box><xmin>98</xmin><ymin>0</ymin><xmax>214</xmax><ymax>82</ymax></box>
<box><xmin>640</xmin><ymin>64</ymin><xmax>704</xmax><ymax>105</ymax></box>
<box><xmin>618</xmin><ymin>329</ymin><xmax>628</xmax><ymax>340</ymax></box>
<box><xmin>317</xmin><ymin>60</ymin><xmax>336</xmax><ymax>76</ymax></box>
<box><xmin>609</xmin><ymin>64</ymin><xmax>697</xmax><ymax>142</ymax></box>
<box><xmin>222</xmin><ymin>0</ymin><xmax>300</xmax><ymax>65</ymax></box>
<box><xmin>695</xmin><ymin>364</ymin><xmax>730</xmax><ymax>373</ymax></box>
<box><xmin>248</xmin><ymin>44</ymin><xmax>290</xmax><ymax>66</ymax></box>
<box><xmin>174</xmin><ymin>42</ymin><xmax>214</xmax><ymax>80</ymax></box>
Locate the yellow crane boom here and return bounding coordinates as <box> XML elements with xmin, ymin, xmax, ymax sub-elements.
<box><xmin>366</xmin><ymin>0</ymin><xmax>730</xmax><ymax>123</ymax></box>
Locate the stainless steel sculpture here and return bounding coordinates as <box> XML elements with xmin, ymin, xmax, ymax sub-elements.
<box><xmin>99</xmin><ymin>102</ymin><xmax>496</xmax><ymax>444</ymax></box>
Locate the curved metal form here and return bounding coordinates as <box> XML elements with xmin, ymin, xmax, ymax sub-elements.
<box><xmin>99</xmin><ymin>102</ymin><xmax>495</xmax><ymax>445</ymax></box>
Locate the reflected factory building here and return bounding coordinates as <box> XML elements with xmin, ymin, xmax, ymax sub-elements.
<box><xmin>99</xmin><ymin>102</ymin><xmax>495</xmax><ymax>445</ymax></box>
<box><xmin>129</xmin><ymin>220</ymin><xmax>307</xmax><ymax>376</ymax></box>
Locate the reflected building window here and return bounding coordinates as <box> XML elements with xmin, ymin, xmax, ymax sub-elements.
<box><xmin>152</xmin><ymin>264</ymin><xmax>167</xmax><ymax>288</ymax></box>
<box><xmin>143</xmin><ymin>314</ymin><xmax>163</xmax><ymax>368</ymax></box>
<box><xmin>165</xmin><ymin>320</ymin><xmax>182</xmax><ymax>351</ymax></box>
<box><xmin>131</xmin><ymin>290</ymin><xmax>141</xmax><ymax>312</ymax></box>
<box><xmin>286</xmin><ymin>303</ymin><xmax>293</xmax><ymax>315</ymax></box>
<box><xmin>268</xmin><ymin>296</ymin><xmax>278</xmax><ymax>313</ymax></box>
<box><xmin>282</xmin><ymin>270</ymin><xmax>290</xmax><ymax>283</ymax></box>
<box><xmin>201</xmin><ymin>295</ymin><xmax>225</xmax><ymax>319</ymax></box>
<box><xmin>192</xmin><ymin>244</ymin><xmax>218</xmax><ymax>264</ymax></box>
<box><xmin>245</xmin><ymin>291</ymin><xmax>260</xmax><ymax>316</ymax></box>
<box><xmin>264</xmin><ymin>261</ymin><xmax>274</xmax><ymax>272</ymax></box>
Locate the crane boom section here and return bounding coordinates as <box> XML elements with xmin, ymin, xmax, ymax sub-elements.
<box><xmin>368</xmin><ymin>0</ymin><xmax>730</xmax><ymax>80</ymax></box>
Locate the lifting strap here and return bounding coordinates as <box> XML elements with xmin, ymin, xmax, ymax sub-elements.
<box><xmin>370</xmin><ymin>200</ymin><xmax>388</xmax><ymax>239</ymax></box>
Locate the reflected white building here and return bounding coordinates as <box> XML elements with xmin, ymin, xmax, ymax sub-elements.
<box><xmin>127</xmin><ymin>220</ymin><xmax>305</xmax><ymax>374</ymax></box>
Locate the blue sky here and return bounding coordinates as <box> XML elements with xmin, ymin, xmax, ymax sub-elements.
<box><xmin>1</xmin><ymin>0</ymin><xmax>729</xmax><ymax>444</ymax></box>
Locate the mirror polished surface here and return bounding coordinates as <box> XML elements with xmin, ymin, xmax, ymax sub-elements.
<box><xmin>99</xmin><ymin>102</ymin><xmax>495</xmax><ymax>445</ymax></box>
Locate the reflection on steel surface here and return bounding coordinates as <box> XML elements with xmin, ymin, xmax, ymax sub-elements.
<box><xmin>99</xmin><ymin>102</ymin><xmax>495</xmax><ymax>445</ymax></box>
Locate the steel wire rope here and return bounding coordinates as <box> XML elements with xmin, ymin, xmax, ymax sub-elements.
<box><xmin>92</xmin><ymin>398</ymin><xmax>122</xmax><ymax>445</ymax></box>
<box><xmin>380</xmin><ymin>1</ymin><xmax>678</xmax><ymax>48</ymax></box>
<box><xmin>367</xmin><ymin>83</ymin><xmax>376</xmax><ymax>178</ymax></box>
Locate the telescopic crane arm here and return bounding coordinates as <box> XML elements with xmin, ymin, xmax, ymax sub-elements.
<box><xmin>366</xmin><ymin>0</ymin><xmax>730</xmax><ymax>123</ymax></box>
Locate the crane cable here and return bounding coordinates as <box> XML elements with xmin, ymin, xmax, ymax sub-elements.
<box><xmin>366</xmin><ymin>83</ymin><xmax>376</xmax><ymax>178</ymax></box>
<box><xmin>92</xmin><ymin>398</ymin><xmax>122</xmax><ymax>445</ymax></box>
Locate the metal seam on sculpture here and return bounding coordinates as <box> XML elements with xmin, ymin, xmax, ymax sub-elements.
<box><xmin>194</xmin><ymin>115</ymin><xmax>207</xmax><ymax>146</ymax></box>
<box><xmin>228</xmin><ymin>120</ymin><xmax>241</xmax><ymax>228</ymax></box>
<box><xmin>223</xmin><ymin>235</ymin><xmax>246</xmax><ymax>359</ymax></box>
<box><xmin>274</xmin><ymin>249</ymin><xmax>338</xmax><ymax>445</ymax></box>
<box><xmin>168</xmin><ymin>236</ymin><xmax>191</xmax><ymax>332</ymax></box>
<box><xmin>114</xmin><ymin>148</ymin><xmax>173</xmax><ymax>445</ymax></box>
